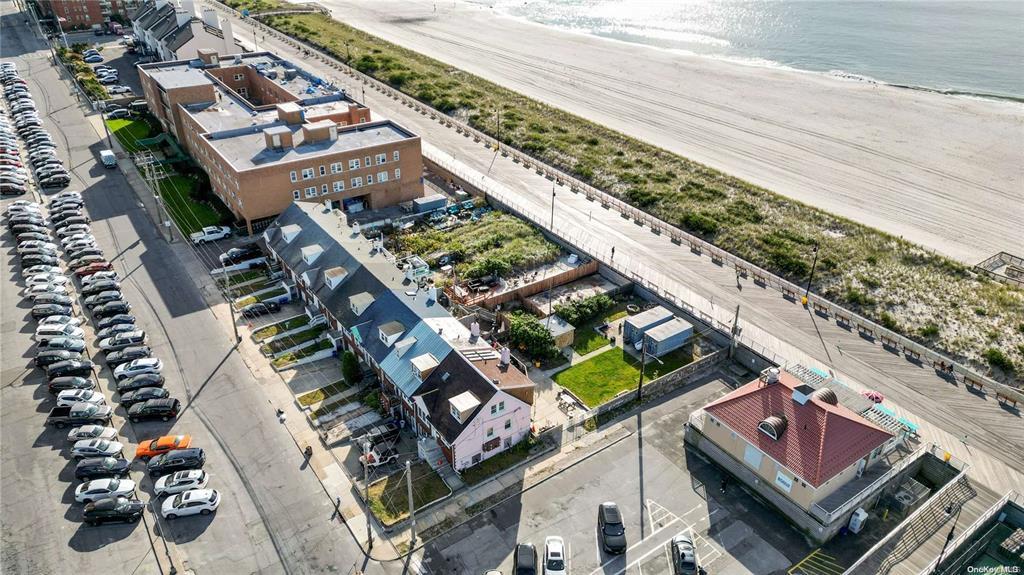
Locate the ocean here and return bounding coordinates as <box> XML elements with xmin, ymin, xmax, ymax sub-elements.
<box><xmin>480</xmin><ymin>0</ymin><xmax>1024</xmax><ymax>101</ymax></box>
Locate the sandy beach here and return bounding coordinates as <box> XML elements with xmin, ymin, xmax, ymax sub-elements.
<box><xmin>319</xmin><ymin>0</ymin><xmax>1023</xmax><ymax>263</ymax></box>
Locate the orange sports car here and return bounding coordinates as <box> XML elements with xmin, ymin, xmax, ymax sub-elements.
<box><xmin>135</xmin><ymin>434</ymin><xmax>192</xmax><ymax>460</ymax></box>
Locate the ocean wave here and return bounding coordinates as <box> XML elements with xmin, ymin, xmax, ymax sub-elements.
<box><xmin>592</xmin><ymin>24</ymin><xmax>731</xmax><ymax>48</ymax></box>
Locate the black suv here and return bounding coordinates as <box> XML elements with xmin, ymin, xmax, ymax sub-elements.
<box><xmin>82</xmin><ymin>496</ymin><xmax>145</xmax><ymax>526</ymax></box>
<box><xmin>75</xmin><ymin>456</ymin><xmax>131</xmax><ymax>480</ymax></box>
<box><xmin>115</xmin><ymin>373</ymin><xmax>164</xmax><ymax>394</ymax></box>
<box><xmin>45</xmin><ymin>359</ymin><xmax>95</xmax><ymax>379</ymax></box>
<box><xmin>35</xmin><ymin>349</ymin><xmax>82</xmax><ymax>368</ymax></box>
<box><xmin>93</xmin><ymin>301</ymin><xmax>132</xmax><ymax>319</ymax></box>
<box><xmin>48</xmin><ymin>376</ymin><xmax>95</xmax><ymax>394</ymax></box>
<box><xmin>240</xmin><ymin>301</ymin><xmax>279</xmax><ymax>319</ymax></box>
<box><xmin>219</xmin><ymin>244</ymin><xmax>262</xmax><ymax>265</ymax></box>
<box><xmin>128</xmin><ymin>397</ymin><xmax>180</xmax><ymax>423</ymax></box>
<box><xmin>119</xmin><ymin>386</ymin><xmax>170</xmax><ymax>408</ymax></box>
<box><xmin>598</xmin><ymin>501</ymin><xmax>627</xmax><ymax>554</ymax></box>
<box><xmin>147</xmin><ymin>448</ymin><xmax>204</xmax><ymax>477</ymax></box>
<box><xmin>513</xmin><ymin>543</ymin><xmax>538</xmax><ymax>575</ymax></box>
<box><xmin>106</xmin><ymin>346</ymin><xmax>151</xmax><ymax>369</ymax></box>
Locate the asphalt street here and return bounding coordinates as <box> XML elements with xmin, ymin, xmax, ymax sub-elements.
<box><xmin>420</xmin><ymin>373</ymin><xmax>813</xmax><ymax>575</ymax></box>
<box><xmin>0</xmin><ymin>6</ymin><xmax>396</xmax><ymax>574</ymax></box>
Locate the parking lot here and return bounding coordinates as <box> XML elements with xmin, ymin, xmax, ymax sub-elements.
<box><xmin>61</xmin><ymin>31</ymin><xmax>144</xmax><ymax>101</ymax></box>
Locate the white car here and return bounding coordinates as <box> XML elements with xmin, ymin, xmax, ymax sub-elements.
<box><xmin>82</xmin><ymin>270</ymin><xmax>118</xmax><ymax>285</ymax></box>
<box><xmin>39</xmin><ymin>315</ymin><xmax>82</xmax><ymax>328</ymax></box>
<box><xmin>66</xmin><ymin>424</ymin><xmax>118</xmax><ymax>442</ymax></box>
<box><xmin>161</xmin><ymin>489</ymin><xmax>220</xmax><ymax>519</ymax></box>
<box><xmin>64</xmin><ymin>238</ymin><xmax>97</xmax><ymax>251</ymax></box>
<box><xmin>107</xmin><ymin>85</ymin><xmax>132</xmax><ymax>95</ymax></box>
<box><xmin>75</xmin><ymin>477</ymin><xmax>136</xmax><ymax>503</ymax></box>
<box><xmin>23</xmin><ymin>264</ymin><xmax>61</xmax><ymax>276</ymax></box>
<box><xmin>26</xmin><ymin>273</ymin><xmax>70</xmax><ymax>287</ymax></box>
<box><xmin>154</xmin><ymin>470</ymin><xmax>210</xmax><ymax>497</ymax></box>
<box><xmin>189</xmin><ymin>226</ymin><xmax>231</xmax><ymax>244</ymax></box>
<box><xmin>17</xmin><ymin>241</ymin><xmax>58</xmax><ymax>254</ymax></box>
<box><xmin>5</xmin><ymin>204</ymin><xmax>41</xmax><ymax>216</ymax></box>
<box><xmin>56</xmin><ymin>224</ymin><xmax>91</xmax><ymax>238</ymax></box>
<box><xmin>27</xmin><ymin>283</ymin><xmax>68</xmax><ymax>299</ymax></box>
<box><xmin>71</xmin><ymin>438</ymin><xmax>123</xmax><ymax>459</ymax></box>
<box><xmin>544</xmin><ymin>536</ymin><xmax>568</xmax><ymax>575</ymax></box>
<box><xmin>36</xmin><ymin>323</ymin><xmax>84</xmax><ymax>340</ymax></box>
<box><xmin>56</xmin><ymin>389</ymin><xmax>106</xmax><ymax>408</ymax></box>
<box><xmin>60</xmin><ymin>233</ymin><xmax>95</xmax><ymax>246</ymax></box>
<box><xmin>113</xmin><ymin>358</ymin><xmax>162</xmax><ymax>381</ymax></box>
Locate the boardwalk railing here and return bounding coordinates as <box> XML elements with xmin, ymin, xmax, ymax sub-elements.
<box><xmin>810</xmin><ymin>445</ymin><xmax>926</xmax><ymax>525</ymax></box>
<box><xmin>208</xmin><ymin>0</ymin><xmax>1022</xmax><ymax>406</ymax></box>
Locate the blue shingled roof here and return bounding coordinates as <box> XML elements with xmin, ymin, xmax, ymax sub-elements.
<box><xmin>379</xmin><ymin>321</ymin><xmax>455</xmax><ymax>398</ymax></box>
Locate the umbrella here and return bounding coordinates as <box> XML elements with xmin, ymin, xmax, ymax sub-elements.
<box><xmin>862</xmin><ymin>390</ymin><xmax>884</xmax><ymax>403</ymax></box>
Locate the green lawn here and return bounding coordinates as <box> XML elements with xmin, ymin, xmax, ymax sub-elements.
<box><xmin>105</xmin><ymin>118</ymin><xmax>154</xmax><ymax>153</ymax></box>
<box><xmin>554</xmin><ymin>346</ymin><xmax>694</xmax><ymax>407</ymax></box>
<box><xmin>217</xmin><ymin>268</ymin><xmax>268</xmax><ymax>289</ymax></box>
<box><xmin>296</xmin><ymin>380</ymin><xmax>350</xmax><ymax>407</ymax></box>
<box><xmin>460</xmin><ymin>439</ymin><xmax>536</xmax><ymax>486</ymax></box>
<box><xmin>572</xmin><ymin>328</ymin><xmax>610</xmax><ymax>355</ymax></box>
<box><xmin>156</xmin><ymin>174</ymin><xmax>224</xmax><ymax>236</ymax></box>
<box><xmin>271</xmin><ymin>338</ymin><xmax>334</xmax><ymax>369</ymax></box>
<box><xmin>309</xmin><ymin>395</ymin><xmax>353</xmax><ymax>420</ymax></box>
<box><xmin>229</xmin><ymin>279</ymin><xmax>278</xmax><ymax>298</ymax></box>
<box><xmin>367</xmin><ymin>462</ymin><xmax>451</xmax><ymax>526</ymax></box>
<box><xmin>260</xmin><ymin>327</ymin><xmax>324</xmax><ymax>355</ymax></box>
<box><xmin>252</xmin><ymin>314</ymin><xmax>310</xmax><ymax>341</ymax></box>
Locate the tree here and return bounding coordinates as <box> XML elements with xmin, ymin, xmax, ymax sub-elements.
<box><xmin>507</xmin><ymin>311</ymin><xmax>557</xmax><ymax>359</ymax></box>
<box><xmin>341</xmin><ymin>350</ymin><xmax>361</xmax><ymax>385</ymax></box>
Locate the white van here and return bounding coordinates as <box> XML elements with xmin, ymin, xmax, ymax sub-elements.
<box><xmin>99</xmin><ymin>150</ymin><xmax>116</xmax><ymax>169</ymax></box>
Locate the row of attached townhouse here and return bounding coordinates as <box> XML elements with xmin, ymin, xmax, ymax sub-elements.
<box><xmin>261</xmin><ymin>201</ymin><xmax>535</xmax><ymax>471</ymax></box>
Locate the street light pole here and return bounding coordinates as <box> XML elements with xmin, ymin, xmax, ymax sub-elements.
<box><xmin>363</xmin><ymin>440</ymin><xmax>373</xmax><ymax>551</ymax></box>
<box><xmin>635</xmin><ymin>342</ymin><xmax>663</xmax><ymax>403</ymax></box>
<box><xmin>931</xmin><ymin>504</ymin><xmax>962</xmax><ymax>574</ymax></box>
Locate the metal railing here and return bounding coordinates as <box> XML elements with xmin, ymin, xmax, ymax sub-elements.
<box><xmin>916</xmin><ymin>490</ymin><xmax>1022</xmax><ymax>575</ymax></box>
<box><xmin>209</xmin><ymin>0</ymin><xmax>1022</xmax><ymax>405</ymax></box>
<box><xmin>810</xmin><ymin>445</ymin><xmax>927</xmax><ymax>524</ymax></box>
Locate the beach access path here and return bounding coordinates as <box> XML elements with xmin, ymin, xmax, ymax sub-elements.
<box><xmin>221</xmin><ymin>10</ymin><xmax>1024</xmax><ymax>498</ymax></box>
<box><xmin>318</xmin><ymin>0</ymin><xmax>1023</xmax><ymax>264</ymax></box>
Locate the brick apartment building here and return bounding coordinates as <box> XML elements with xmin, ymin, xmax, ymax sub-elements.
<box><xmin>137</xmin><ymin>49</ymin><xmax>424</xmax><ymax>232</ymax></box>
<box><xmin>37</xmin><ymin>0</ymin><xmax>141</xmax><ymax>29</ymax></box>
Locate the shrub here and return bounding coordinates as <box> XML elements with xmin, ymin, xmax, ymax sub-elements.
<box><xmin>878</xmin><ymin>312</ymin><xmax>899</xmax><ymax>331</ymax></box>
<box><xmin>554</xmin><ymin>294</ymin><xmax>615</xmax><ymax>326</ymax></box>
<box><xmin>341</xmin><ymin>351</ymin><xmax>361</xmax><ymax>385</ymax></box>
<box><xmin>507</xmin><ymin>311</ymin><xmax>558</xmax><ymax>359</ymax></box>
<box><xmin>680</xmin><ymin>212</ymin><xmax>719</xmax><ymax>236</ymax></box>
<box><xmin>918</xmin><ymin>324</ymin><xmax>940</xmax><ymax>338</ymax></box>
<box><xmin>982</xmin><ymin>348</ymin><xmax>1015</xmax><ymax>373</ymax></box>
<box><xmin>846</xmin><ymin>287</ymin><xmax>875</xmax><ymax>307</ymax></box>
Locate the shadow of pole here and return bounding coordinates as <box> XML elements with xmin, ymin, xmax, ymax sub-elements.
<box><xmin>637</xmin><ymin>409</ymin><xmax>645</xmax><ymax>541</ymax></box>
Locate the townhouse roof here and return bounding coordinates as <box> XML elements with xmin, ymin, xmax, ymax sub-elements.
<box><xmin>704</xmin><ymin>370</ymin><xmax>892</xmax><ymax>488</ymax></box>
<box><xmin>131</xmin><ymin>0</ymin><xmax>156</xmax><ymax>22</ymax></box>
<box><xmin>349</xmin><ymin>290</ymin><xmax>449</xmax><ymax>365</ymax></box>
<box><xmin>150</xmin><ymin>10</ymin><xmax>181</xmax><ymax>41</ymax></box>
<box><xmin>138</xmin><ymin>2</ymin><xmax>174</xmax><ymax>31</ymax></box>
<box><xmin>415</xmin><ymin>352</ymin><xmax>499</xmax><ymax>443</ymax></box>
<box><xmin>163</xmin><ymin>21</ymin><xmax>195</xmax><ymax>53</ymax></box>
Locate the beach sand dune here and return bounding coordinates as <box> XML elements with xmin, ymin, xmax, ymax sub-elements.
<box><xmin>320</xmin><ymin>0</ymin><xmax>1023</xmax><ymax>263</ymax></box>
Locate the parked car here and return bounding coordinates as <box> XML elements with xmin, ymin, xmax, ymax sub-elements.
<box><xmin>190</xmin><ymin>226</ymin><xmax>231</xmax><ymax>244</ymax></box>
<box><xmin>239</xmin><ymin>301</ymin><xmax>279</xmax><ymax>318</ymax></box>
<box><xmin>46</xmin><ymin>402</ymin><xmax>112</xmax><ymax>428</ymax></box>
<box><xmin>26</xmin><ymin>272</ymin><xmax>70</xmax><ymax>287</ymax></box>
<box><xmin>119</xmin><ymin>386</ymin><xmax>169</xmax><ymax>408</ymax></box>
<box><xmin>40</xmin><ymin>174</ymin><xmax>71</xmax><ymax>188</ymax></box>
<box><xmin>31</xmin><ymin>303</ymin><xmax>73</xmax><ymax>320</ymax></box>
<box><xmin>105</xmin><ymin>108</ymin><xmax>130</xmax><ymax>119</ymax></box>
<box><xmin>85</xmin><ymin>290</ymin><xmax>124</xmax><ymax>310</ymax></box>
<box><xmin>56</xmin><ymin>388</ymin><xmax>105</xmax><ymax>408</ymax></box>
<box><xmin>36</xmin><ymin>349</ymin><xmax>82</xmax><ymax>368</ymax></box>
<box><xmin>113</xmin><ymin>357</ymin><xmax>161</xmax><ymax>381</ymax></box>
<box><xmin>68</xmin><ymin>254</ymin><xmax>107</xmax><ymax>270</ymax></box>
<box><xmin>82</xmin><ymin>271</ymin><xmax>120</xmax><ymax>286</ymax></box>
<box><xmin>598</xmin><ymin>502</ymin><xmax>627</xmax><ymax>554</ymax></box>
<box><xmin>219</xmin><ymin>244</ymin><xmax>262</xmax><ymax>265</ymax></box>
<box><xmin>46</xmin><ymin>359</ymin><xmax>95</xmax><ymax>379</ymax></box>
<box><xmin>48</xmin><ymin>376</ymin><xmax>95</xmax><ymax>394</ymax></box>
<box><xmin>57</xmin><ymin>225</ymin><xmax>91</xmax><ymax>239</ymax></box>
<box><xmin>36</xmin><ymin>320</ymin><xmax>83</xmax><ymax>338</ymax></box>
<box><xmin>161</xmin><ymin>489</ymin><xmax>220</xmax><ymax>519</ymax></box>
<box><xmin>75</xmin><ymin>456</ymin><xmax>130</xmax><ymax>480</ymax></box>
<box><xmin>544</xmin><ymin>537</ymin><xmax>567</xmax><ymax>575</ymax></box>
<box><xmin>107</xmin><ymin>85</ymin><xmax>132</xmax><ymax>95</ymax></box>
<box><xmin>83</xmin><ymin>55</ymin><xmax>104</xmax><ymax>64</ymax></box>
<box><xmin>82</xmin><ymin>497</ymin><xmax>147</xmax><ymax>526</ymax></box>
<box><xmin>358</xmin><ymin>445</ymin><xmax>399</xmax><ymax>468</ymax></box>
<box><xmin>135</xmin><ymin>434</ymin><xmax>191</xmax><ymax>460</ymax></box>
<box><xmin>38</xmin><ymin>336</ymin><xmax>87</xmax><ymax>353</ymax></box>
<box><xmin>32</xmin><ymin>293</ymin><xmax>73</xmax><ymax>307</ymax></box>
<box><xmin>670</xmin><ymin>533</ymin><xmax>699</xmax><ymax>575</ymax></box>
<box><xmin>71</xmin><ymin>438</ymin><xmax>124</xmax><ymax>459</ymax></box>
<box><xmin>95</xmin><ymin>313</ymin><xmax>134</xmax><ymax>330</ymax></box>
<box><xmin>98</xmin><ymin>330</ymin><xmax>146</xmax><ymax>352</ymax></box>
<box><xmin>127</xmin><ymin>397</ymin><xmax>180</xmax><ymax>423</ymax></box>
<box><xmin>147</xmin><ymin>448</ymin><xmax>205</xmax><ymax>477</ymax></box>
<box><xmin>93</xmin><ymin>301</ymin><xmax>132</xmax><ymax>319</ymax></box>
<box><xmin>105</xmin><ymin>346</ymin><xmax>151</xmax><ymax>369</ymax></box>
<box><xmin>115</xmin><ymin>373</ymin><xmax>164</xmax><ymax>394</ymax></box>
<box><xmin>82</xmin><ymin>280</ymin><xmax>120</xmax><ymax>296</ymax></box>
<box><xmin>54</xmin><ymin>215</ymin><xmax>90</xmax><ymax>229</ymax></box>
<box><xmin>75</xmin><ymin>477</ymin><xmax>136</xmax><ymax>503</ymax></box>
<box><xmin>96</xmin><ymin>323</ymin><xmax>137</xmax><ymax>339</ymax></box>
<box><xmin>353</xmin><ymin>421</ymin><xmax>401</xmax><ymax>447</ymax></box>
<box><xmin>67</xmin><ymin>247</ymin><xmax>105</xmax><ymax>262</ymax></box>
<box><xmin>74</xmin><ymin>261</ymin><xmax>114</xmax><ymax>277</ymax></box>
<box><xmin>66</xmin><ymin>425</ymin><xmax>117</xmax><ymax>442</ymax></box>
<box><xmin>26</xmin><ymin>283</ymin><xmax>68</xmax><ymax>299</ymax></box>
<box><xmin>153</xmin><ymin>469</ymin><xmax>209</xmax><ymax>497</ymax></box>
<box><xmin>21</xmin><ymin>255</ymin><xmax>60</xmax><ymax>269</ymax></box>
<box><xmin>513</xmin><ymin>543</ymin><xmax>538</xmax><ymax>575</ymax></box>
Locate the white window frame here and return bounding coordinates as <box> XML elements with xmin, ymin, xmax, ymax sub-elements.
<box><xmin>351</xmin><ymin>177</ymin><xmax>362</xmax><ymax>188</ymax></box>
<box><xmin>375</xmin><ymin>153</ymin><xmax>386</xmax><ymax>164</ymax></box>
<box><xmin>292</xmin><ymin>190</ymin><xmax>300</xmax><ymax>200</ymax></box>
<box><xmin>318</xmin><ymin>165</ymin><xmax>326</xmax><ymax>176</ymax></box>
<box><xmin>364</xmin><ymin>156</ymin><xmax>371</xmax><ymax>167</ymax></box>
<box><xmin>504</xmin><ymin>418</ymin><xmax>511</xmax><ymax>430</ymax></box>
<box><xmin>377</xmin><ymin>171</ymin><xmax>388</xmax><ymax>182</ymax></box>
<box><xmin>486</xmin><ymin>427</ymin><xmax>494</xmax><ymax>438</ymax></box>
<box><xmin>333</xmin><ymin>180</ymin><xmax>344</xmax><ymax>192</ymax></box>
<box><xmin>366</xmin><ymin>174</ymin><xmax>374</xmax><ymax>185</ymax></box>
<box><xmin>394</xmin><ymin>168</ymin><xmax>401</xmax><ymax>180</ymax></box>
<box><xmin>289</xmin><ymin>170</ymin><xmax>297</xmax><ymax>182</ymax></box>
<box><xmin>349</xmin><ymin>159</ymin><xmax>360</xmax><ymax>170</ymax></box>
<box><xmin>321</xmin><ymin>183</ymin><xmax>328</xmax><ymax>195</ymax></box>
<box><xmin>233</xmin><ymin>73</ymin><xmax>244</xmax><ymax>81</ymax></box>
<box><xmin>301</xmin><ymin>168</ymin><xmax>314</xmax><ymax>180</ymax></box>
<box><xmin>330</xmin><ymin>162</ymin><xmax>342</xmax><ymax>174</ymax></box>
<box><xmin>304</xmin><ymin>186</ymin><xmax>316</xmax><ymax>198</ymax></box>
<box><xmin>393</xmin><ymin>150</ymin><xmax>400</xmax><ymax>162</ymax></box>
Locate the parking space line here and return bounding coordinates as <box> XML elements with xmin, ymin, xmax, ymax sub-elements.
<box><xmin>787</xmin><ymin>548</ymin><xmax>845</xmax><ymax>575</ymax></box>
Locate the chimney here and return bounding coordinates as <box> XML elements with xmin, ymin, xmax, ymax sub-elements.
<box><xmin>470</xmin><ymin>322</ymin><xmax>480</xmax><ymax>337</ymax></box>
<box><xmin>196</xmin><ymin>48</ymin><xmax>219</xmax><ymax>66</ymax></box>
<box><xmin>221</xmin><ymin>17</ymin><xmax>234</xmax><ymax>52</ymax></box>
<box><xmin>500</xmin><ymin>347</ymin><xmax>511</xmax><ymax>366</ymax></box>
<box><xmin>181</xmin><ymin>0</ymin><xmax>197</xmax><ymax>18</ymax></box>
<box><xmin>201</xmin><ymin>6</ymin><xmax>218</xmax><ymax>28</ymax></box>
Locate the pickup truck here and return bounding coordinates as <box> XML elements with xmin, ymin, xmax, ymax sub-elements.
<box><xmin>47</xmin><ymin>402</ymin><xmax>112</xmax><ymax>429</ymax></box>
<box><xmin>352</xmin><ymin>421</ymin><xmax>401</xmax><ymax>447</ymax></box>
<box><xmin>358</xmin><ymin>445</ymin><xmax>399</xmax><ymax>468</ymax></box>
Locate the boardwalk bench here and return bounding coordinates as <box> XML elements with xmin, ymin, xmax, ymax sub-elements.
<box><xmin>996</xmin><ymin>393</ymin><xmax>1019</xmax><ymax>408</ymax></box>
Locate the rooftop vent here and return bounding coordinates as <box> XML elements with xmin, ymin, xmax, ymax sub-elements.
<box><xmin>811</xmin><ymin>387</ymin><xmax>839</xmax><ymax>406</ymax></box>
<box><xmin>792</xmin><ymin>384</ymin><xmax>815</xmax><ymax>405</ymax></box>
<box><xmin>758</xmin><ymin>415</ymin><xmax>788</xmax><ymax>440</ymax></box>
<box><xmin>763</xmin><ymin>367</ymin><xmax>780</xmax><ymax>384</ymax></box>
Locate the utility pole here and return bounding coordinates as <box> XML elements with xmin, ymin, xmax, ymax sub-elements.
<box><xmin>544</xmin><ymin>186</ymin><xmax>556</xmax><ymax>329</ymax></box>
<box><xmin>635</xmin><ymin>341</ymin><xmax>663</xmax><ymax>402</ymax></box>
<box><xmin>363</xmin><ymin>440</ymin><xmax>373</xmax><ymax>550</ymax></box>
<box><xmin>729</xmin><ymin>304</ymin><xmax>741</xmax><ymax>359</ymax></box>
<box><xmin>802</xmin><ymin>243</ymin><xmax>819</xmax><ymax>305</ymax></box>
<box><xmin>931</xmin><ymin>504</ymin><xmax>962</xmax><ymax>574</ymax></box>
<box><xmin>135</xmin><ymin>152</ymin><xmax>172</xmax><ymax>243</ymax></box>
<box><xmin>406</xmin><ymin>460</ymin><xmax>416</xmax><ymax>549</ymax></box>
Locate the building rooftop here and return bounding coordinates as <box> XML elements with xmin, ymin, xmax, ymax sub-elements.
<box><xmin>645</xmin><ymin>317</ymin><xmax>693</xmax><ymax>342</ymax></box>
<box><xmin>704</xmin><ymin>369</ymin><xmax>893</xmax><ymax>488</ymax></box>
<box><xmin>149</xmin><ymin>67</ymin><xmax>213</xmax><ymax>90</ymax></box>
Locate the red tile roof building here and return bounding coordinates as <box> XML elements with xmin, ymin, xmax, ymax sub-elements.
<box><xmin>704</xmin><ymin>369</ymin><xmax>892</xmax><ymax>489</ymax></box>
